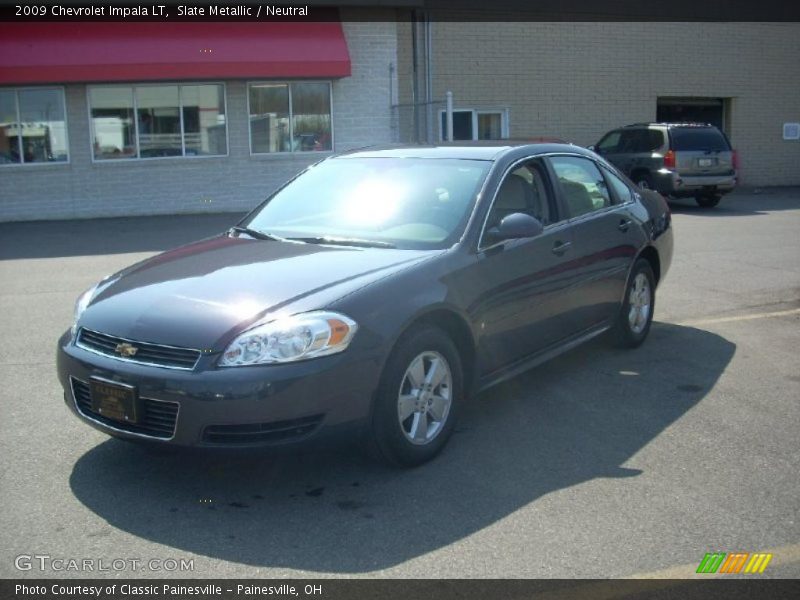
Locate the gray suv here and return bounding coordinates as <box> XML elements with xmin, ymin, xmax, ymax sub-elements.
<box><xmin>592</xmin><ymin>123</ymin><xmax>737</xmax><ymax>208</ymax></box>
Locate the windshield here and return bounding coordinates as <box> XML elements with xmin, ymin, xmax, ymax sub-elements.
<box><xmin>243</xmin><ymin>157</ymin><xmax>491</xmax><ymax>250</ymax></box>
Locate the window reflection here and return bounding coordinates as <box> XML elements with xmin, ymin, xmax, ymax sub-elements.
<box><xmin>249</xmin><ymin>84</ymin><xmax>290</xmax><ymax>153</ymax></box>
<box><xmin>89</xmin><ymin>84</ymin><xmax>227</xmax><ymax>160</ymax></box>
<box><xmin>291</xmin><ymin>82</ymin><xmax>331</xmax><ymax>152</ymax></box>
<box><xmin>181</xmin><ymin>85</ymin><xmax>227</xmax><ymax>156</ymax></box>
<box><xmin>249</xmin><ymin>82</ymin><xmax>332</xmax><ymax>154</ymax></box>
<box><xmin>18</xmin><ymin>89</ymin><xmax>68</xmax><ymax>163</ymax></box>
<box><xmin>1</xmin><ymin>88</ymin><xmax>68</xmax><ymax>165</ymax></box>
<box><xmin>90</xmin><ymin>87</ymin><xmax>136</xmax><ymax>160</ymax></box>
<box><xmin>0</xmin><ymin>90</ymin><xmax>20</xmax><ymax>164</ymax></box>
<box><xmin>136</xmin><ymin>86</ymin><xmax>181</xmax><ymax>158</ymax></box>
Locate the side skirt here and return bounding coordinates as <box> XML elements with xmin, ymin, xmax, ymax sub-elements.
<box><xmin>475</xmin><ymin>321</ymin><xmax>612</xmax><ymax>395</ymax></box>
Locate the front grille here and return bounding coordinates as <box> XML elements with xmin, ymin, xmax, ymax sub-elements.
<box><xmin>202</xmin><ymin>415</ymin><xmax>324</xmax><ymax>445</ymax></box>
<box><xmin>77</xmin><ymin>328</ymin><xmax>201</xmax><ymax>370</ymax></box>
<box><xmin>71</xmin><ymin>378</ymin><xmax>179</xmax><ymax>440</ymax></box>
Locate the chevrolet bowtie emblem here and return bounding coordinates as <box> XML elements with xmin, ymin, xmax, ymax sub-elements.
<box><xmin>115</xmin><ymin>342</ymin><xmax>138</xmax><ymax>357</ymax></box>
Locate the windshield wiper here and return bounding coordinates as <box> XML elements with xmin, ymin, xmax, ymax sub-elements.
<box><xmin>285</xmin><ymin>236</ymin><xmax>396</xmax><ymax>249</ymax></box>
<box><xmin>229</xmin><ymin>226</ymin><xmax>285</xmax><ymax>241</ymax></box>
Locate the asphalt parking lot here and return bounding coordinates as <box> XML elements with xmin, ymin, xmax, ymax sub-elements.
<box><xmin>0</xmin><ymin>188</ymin><xmax>798</xmax><ymax>579</ymax></box>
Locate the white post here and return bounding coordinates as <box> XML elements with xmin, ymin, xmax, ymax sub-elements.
<box><xmin>445</xmin><ymin>90</ymin><xmax>453</xmax><ymax>142</ymax></box>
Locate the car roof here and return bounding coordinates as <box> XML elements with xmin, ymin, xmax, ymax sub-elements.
<box><xmin>335</xmin><ymin>141</ymin><xmax>585</xmax><ymax>161</ymax></box>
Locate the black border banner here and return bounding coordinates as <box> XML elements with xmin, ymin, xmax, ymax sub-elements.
<box><xmin>1</xmin><ymin>0</ymin><xmax>799</xmax><ymax>22</ymax></box>
<box><xmin>4</xmin><ymin>579</ymin><xmax>800</xmax><ymax>600</ymax></box>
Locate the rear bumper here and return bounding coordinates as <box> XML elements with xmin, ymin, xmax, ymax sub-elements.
<box><xmin>652</xmin><ymin>169</ymin><xmax>737</xmax><ymax>197</ymax></box>
<box><xmin>56</xmin><ymin>330</ymin><xmax>380</xmax><ymax>448</ymax></box>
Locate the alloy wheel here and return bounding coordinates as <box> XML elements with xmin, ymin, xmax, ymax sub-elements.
<box><xmin>397</xmin><ymin>351</ymin><xmax>453</xmax><ymax>445</ymax></box>
<box><xmin>628</xmin><ymin>272</ymin><xmax>652</xmax><ymax>334</ymax></box>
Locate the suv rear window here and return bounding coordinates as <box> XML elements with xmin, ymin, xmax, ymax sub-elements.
<box><xmin>670</xmin><ymin>128</ymin><xmax>730</xmax><ymax>152</ymax></box>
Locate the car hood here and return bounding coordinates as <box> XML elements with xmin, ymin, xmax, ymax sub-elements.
<box><xmin>80</xmin><ymin>235</ymin><xmax>437</xmax><ymax>350</ymax></box>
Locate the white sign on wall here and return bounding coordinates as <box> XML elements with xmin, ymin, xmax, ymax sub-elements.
<box><xmin>783</xmin><ymin>123</ymin><xmax>800</xmax><ymax>140</ymax></box>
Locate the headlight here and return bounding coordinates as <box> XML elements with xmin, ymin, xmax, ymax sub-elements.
<box><xmin>219</xmin><ymin>311</ymin><xmax>358</xmax><ymax>367</ymax></box>
<box><xmin>71</xmin><ymin>285</ymin><xmax>98</xmax><ymax>337</ymax></box>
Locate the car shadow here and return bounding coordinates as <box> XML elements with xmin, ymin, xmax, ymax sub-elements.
<box><xmin>667</xmin><ymin>188</ymin><xmax>800</xmax><ymax>216</ymax></box>
<box><xmin>0</xmin><ymin>213</ymin><xmax>247</xmax><ymax>260</ymax></box>
<box><xmin>69</xmin><ymin>321</ymin><xmax>734</xmax><ymax>573</ymax></box>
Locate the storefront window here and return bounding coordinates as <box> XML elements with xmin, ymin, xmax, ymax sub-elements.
<box><xmin>136</xmin><ymin>86</ymin><xmax>181</xmax><ymax>158</ymax></box>
<box><xmin>89</xmin><ymin>87</ymin><xmax>136</xmax><ymax>160</ymax></box>
<box><xmin>0</xmin><ymin>88</ymin><xmax>68</xmax><ymax>165</ymax></box>
<box><xmin>89</xmin><ymin>83</ymin><xmax>227</xmax><ymax>160</ymax></box>
<box><xmin>249</xmin><ymin>82</ymin><xmax>332</xmax><ymax>154</ymax></box>
<box><xmin>292</xmin><ymin>82</ymin><xmax>332</xmax><ymax>152</ymax></box>
<box><xmin>181</xmin><ymin>85</ymin><xmax>227</xmax><ymax>156</ymax></box>
<box><xmin>249</xmin><ymin>84</ymin><xmax>290</xmax><ymax>153</ymax></box>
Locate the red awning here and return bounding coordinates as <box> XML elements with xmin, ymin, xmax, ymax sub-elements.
<box><xmin>0</xmin><ymin>22</ymin><xmax>351</xmax><ymax>84</ymax></box>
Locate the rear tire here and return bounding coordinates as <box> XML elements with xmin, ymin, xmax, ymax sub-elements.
<box><xmin>634</xmin><ymin>173</ymin><xmax>654</xmax><ymax>191</ymax></box>
<box><xmin>611</xmin><ymin>259</ymin><xmax>656</xmax><ymax>349</ymax></box>
<box><xmin>365</xmin><ymin>326</ymin><xmax>463</xmax><ymax>467</ymax></box>
<box><xmin>696</xmin><ymin>194</ymin><xmax>721</xmax><ymax>208</ymax></box>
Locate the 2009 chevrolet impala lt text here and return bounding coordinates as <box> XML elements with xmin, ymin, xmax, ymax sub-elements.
<box><xmin>57</xmin><ymin>143</ymin><xmax>673</xmax><ymax>466</ymax></box>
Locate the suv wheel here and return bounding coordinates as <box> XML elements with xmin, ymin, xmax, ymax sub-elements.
<box><xmin>634</xmin><ymin>174</ymin><xmax>654</xmax><ymax>191</ymax></box>
<box><xmin>696</xmin><ymin>194</ymin><xmax>721</xmax><ymax>208</ymax></box>
<box><xmin>365</xmin><ymin>326</ymin><xmax>463</xmax><ymax>467</ymax></box>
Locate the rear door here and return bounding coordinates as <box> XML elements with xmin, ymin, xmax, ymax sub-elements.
<box><xmin>670</xmin><ymin>127</ymin><xmax>734</xmax><ymax>176</ymax></box>
<box><xmin>546</xmin><ymin>155</ymin><xmax>641</xmax><ymax>331</ymax></box>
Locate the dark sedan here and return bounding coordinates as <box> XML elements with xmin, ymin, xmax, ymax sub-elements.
<box><xmin>57</xmin><ymin>143</ymin><xmax>673</xmax><ymax>466</ymax></box>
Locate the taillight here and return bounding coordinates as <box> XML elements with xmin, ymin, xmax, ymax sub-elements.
<box><xmin>663</xmin><ymin>150</ymin><xmax>676</xmax><ymax>169</ymax></box>
<box><xmin>732</xmin><ymin>149</ymin><xmax>739</xmax><ymax>170</ymax></box>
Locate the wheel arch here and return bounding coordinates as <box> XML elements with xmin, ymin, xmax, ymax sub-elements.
<box><xmin>636</xmin><ymin>245</ymin><xmax>661</xmax><ymax>286</ymax></box>
<box><xmin>630</xmin><ymin>168</ymin><xmax>653</xmax><ymax>185</ymax></box>
<box><xmin>390</xmin><ymin>306</ymin><xmax>478</xmax><ymax>397</ymax></box>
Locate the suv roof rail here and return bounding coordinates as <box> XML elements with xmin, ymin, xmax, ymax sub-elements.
<box><xmin>622</xmin><ymin>122</ymin><xmax>714</xmax><ymax>128</ymax></box>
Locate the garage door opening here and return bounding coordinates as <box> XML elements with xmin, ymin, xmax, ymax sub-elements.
<box><xmin>656</xmin><ymin>97</ymin><xmax>729</xmax><ymax>132</ymax></box>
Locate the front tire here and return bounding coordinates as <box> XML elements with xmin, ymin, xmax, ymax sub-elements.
<box><xmin>611</xmin><ymin>259</ymin><xmax>656</xmax><ymax>348</ymax></box>
<box><xmin>366</xmin><ymin>326</ymin><xmax>463</xmax><ymax>467</ymax></box>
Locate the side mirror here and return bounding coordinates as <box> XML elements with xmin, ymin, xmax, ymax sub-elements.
<box><xmin>587</xmin><ymin>145</ymin><xmax>596</xmax><ymax>152</ymax></box>
<box><xmin>485</xmin><ymin>213</ymin><xmax>544</xmax><ymax>244</ymax></box>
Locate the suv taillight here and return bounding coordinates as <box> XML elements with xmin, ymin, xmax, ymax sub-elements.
<box><xmin>663</xmin><ymin>150</ymin><xmax>676</xmax><ymax>169</ymax></box>
<box><xmin>732</xmin><ymin>149</ymin><xmax>739</xmax><ymax>170</ymax></box>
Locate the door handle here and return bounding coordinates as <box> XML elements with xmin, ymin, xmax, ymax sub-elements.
<box><xmin>618</xmin><ymin>218</ymin><xmax>632</xmax><ymax>232</ymax></box>
<box><xmin>552</xmin><ymin>240</ymin><xmax>571</xmax><ymax>255</ymax></box>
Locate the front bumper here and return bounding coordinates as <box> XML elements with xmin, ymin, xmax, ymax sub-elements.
<box><xmin>56</xmin><ymin>331</ymin><xmax>380</xmax><ymax>448</ymax></box>
<box><xmin>652</xmin><ymin>169</ymin><xmax>737</xmax><ymax>197</ymax></box>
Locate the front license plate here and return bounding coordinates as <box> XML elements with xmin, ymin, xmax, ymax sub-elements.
<box><xmin>698</xmin><ymin>158</ymin><xmax>714</xmax><ymax>167</ymax></box>
<box><xmin>90</xmin><ymin>379</ymin><xmax>139</xmax><ymax>424</ymax></box>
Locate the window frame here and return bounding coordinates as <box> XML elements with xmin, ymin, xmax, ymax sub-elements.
<box><xmin>86</xmin><ymin>82</ymin><xmax>230</xmax><ymax>163</ymax></box>
<box><xmin>247</xmin><ymin>80</ymin><xmax>334</xmax><ymax>157</ymax></box>
<box><xmin>476</xmin><ymin>154</ymin><xmax>565</xmax><ymax>252</ymax></box>
<box><xmin>0</xmin><ymin>86</ymin><xmax>70</xmax><ymax>168</ymax></box>
<box><xmin>438</xmin><ymin>108</ymin><xmax>510</xmax><ymax>142</ymax></box>
<box><xmin>598</xmin><ymin>163</ymin><xmax>636</xmax><ymax>206</ymax></box>
<box><xmin>546</xmin><ymin>153</ymin><xmax>622</xmax><ymax>221</ymax></box>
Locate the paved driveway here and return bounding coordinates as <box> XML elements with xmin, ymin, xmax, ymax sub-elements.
<box><xmin>0</xmin><ymin>189</ymin><xmax>798</xmax><ymax>578</ymax></box>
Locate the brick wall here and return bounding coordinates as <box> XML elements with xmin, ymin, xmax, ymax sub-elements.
<box><xmin>422</xmin><ymin>21</ymin><xmax>800</xmax><ymax>186</ymax></box>
<box><xmin>0</xmin><ymin>15</ymin><xmax>398</xmax><ymax>222</ymax></box>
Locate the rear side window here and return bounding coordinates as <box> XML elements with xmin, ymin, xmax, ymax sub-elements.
<box><xmin>600</xmin><ymin>165</ymin><xmax>633</xmax><ymax>204</ymax></box>
<box><xmin>645</xmin><ymin>129</ymin><xmax>665</xmax><ymax>151</ymax></box>
<box><xmin>670</xmin><ymin>128</ymin><xmax>731</xmax><ymax>151</ymax></box>
<box><xmin>550</xmin><ymin>156</ymin><xmax>612</xmax><ymax>218</ymax></box>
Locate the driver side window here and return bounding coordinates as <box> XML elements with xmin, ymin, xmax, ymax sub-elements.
<box><xmin>485</xmin><ymin>159</ymin><xmax>556</xmax><ymax>231</ymax></box>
